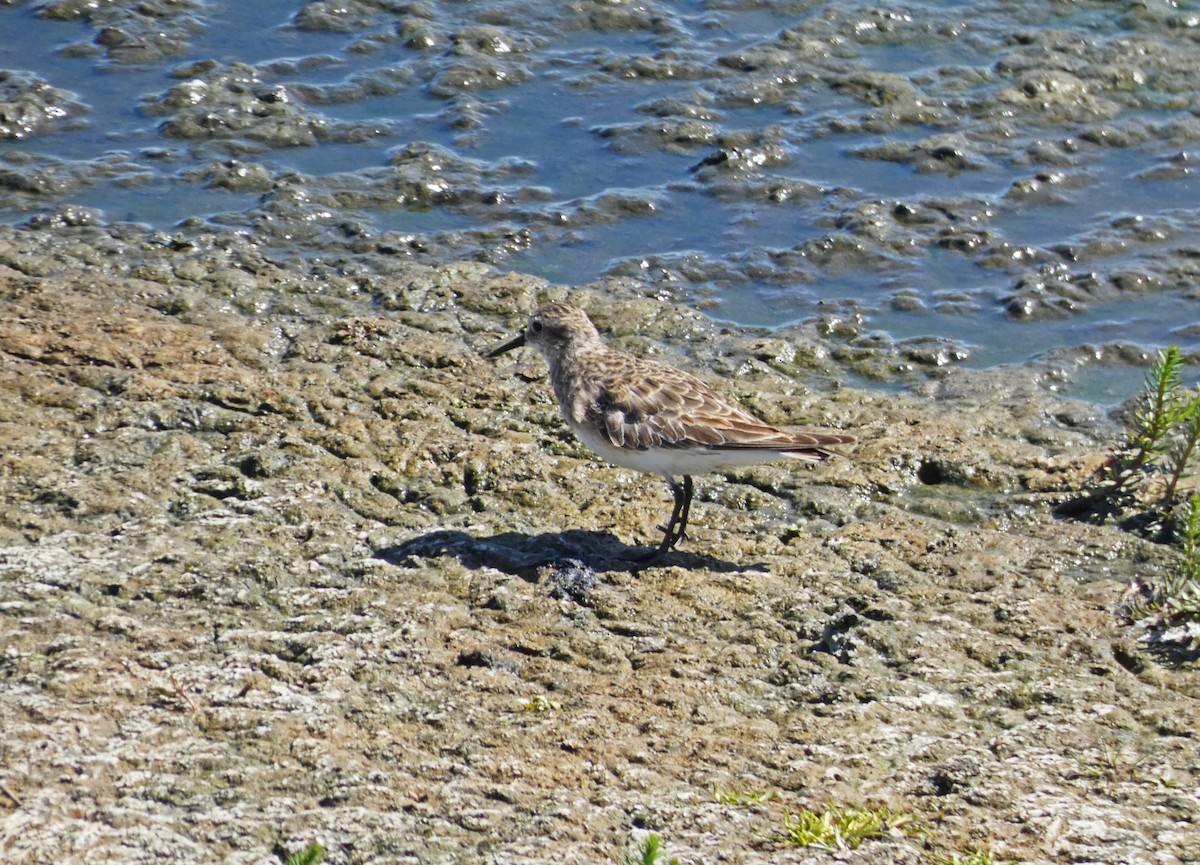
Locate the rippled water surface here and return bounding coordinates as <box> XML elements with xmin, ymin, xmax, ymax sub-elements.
<box><xmin>2</xmin><ymin>0</ymin><xmax>1199</xmax><ymax>389</ymax></box>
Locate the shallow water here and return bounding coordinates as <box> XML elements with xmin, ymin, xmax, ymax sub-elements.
<box><xmin>2</xmin><ymin>0</ymin><xmax>1199</xmax><ymax>395</ymax></box>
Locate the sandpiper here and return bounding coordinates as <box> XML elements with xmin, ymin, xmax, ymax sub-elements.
<box><xmin>489</xmin><ymin>302</ymin><xmax>854</xmax><ymax>558</ymax></box>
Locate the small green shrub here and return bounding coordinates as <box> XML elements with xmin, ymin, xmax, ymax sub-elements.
<box><xmin>1061</xmin><ymin>345</ymin><xmax>1200</xmax><ymax>522</ymax></box>
<box><xmin>1113</xmin><ymin>345</ymin><xmax>1188</xmax><ymax>493</ymax></box>
<box><xmin>1178</xmin><ymin>492</ymin><xmax>1200</xmax><ymax>584</ymax></box>
<box><xmin>1116</xmin><ymin>492</ymin><xmax>1200</xmax><ymax>666</ymax></box>
<box><xmin>519</xmin><ymin>694</ymin><xmax>561</xmax><ymax>712</ymax></box>
<box><xmin>1061</xmin><ymin>347</ymin><xmax>1200</xmax><ymax>648</ymax></box>
<box><xmin>619</xmin><ymin>833</ymin><xmax>679</xmax><ymax>865</ymax></box>
<box><xmin>1071</xmin><ymin>739</ymin><xmax>1147</xmax><ymax>791</ymax></box>
<box><xmin>279</xmin><ymin>843</ymin><xmax>324</xmax><ymax>865</ymax></box>
<box><xmin>711</xmin><ymin>783</ymin><xmax>774</xmax><ymax>806</ymax></box>
<box><xmin>1122</xmin><ymin>493</ymin><xmax>1200</xmax><ymax>626</ymax></box>
<box><xmin>778</xmin><ymin>804</ymin><xmax>917</xmax><ymax>850</ymax></box>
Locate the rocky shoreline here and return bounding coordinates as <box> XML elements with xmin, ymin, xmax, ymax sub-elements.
<box><xmin>0</xmin><ymin>222</ymin><xmax>1197</xmax><ymax>863</ymax></box>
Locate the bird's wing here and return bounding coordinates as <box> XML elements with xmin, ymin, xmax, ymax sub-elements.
<box><xmin>593</xmin><ymin>353</ymin><xmax>851</xmax><ymax>455</ymax></box>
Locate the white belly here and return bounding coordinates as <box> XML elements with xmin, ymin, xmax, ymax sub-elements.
<box><xmin>571</xmin><ymin>420</ymin><xmax>805</xmax><ymax>479</ymax></box>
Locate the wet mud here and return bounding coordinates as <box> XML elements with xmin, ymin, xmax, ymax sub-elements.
<box><xmin>0</xmin><ymin>221</ymin><xmax>1196</xmax><ymax>863</ymax></box>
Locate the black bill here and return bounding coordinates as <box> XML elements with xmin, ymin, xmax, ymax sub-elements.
<box><xmin>488</xmin><ymin>332</ymin><xmax>527</xmax><ymax>358</ymax></box>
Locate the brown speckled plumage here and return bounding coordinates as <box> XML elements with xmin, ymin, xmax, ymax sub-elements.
<box><xmin>490</xmin><ymin>302</ymin><xmax>854</xmax><ymax>558</ymax></box>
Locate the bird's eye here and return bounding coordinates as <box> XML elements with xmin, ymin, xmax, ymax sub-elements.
<box><xmin>530</xmin><ymin>320</ymin><xmax>543</xmax><ymax>334</ymax></box>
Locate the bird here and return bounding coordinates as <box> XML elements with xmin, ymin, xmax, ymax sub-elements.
<box><xmin>489</xmin><ymin>302</ymin><xmax>855</xmax><ymax>559</ymax></box>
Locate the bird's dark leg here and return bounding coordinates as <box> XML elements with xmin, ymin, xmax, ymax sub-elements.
<box><xmin>628</xmin><ymin>476</ymin><xmax>694</xmax><ymax>563</ymax></box>
<box><xmin>649</xmin><ymin>475</ymin><xmax>693</xmax><ymax>558</ymax></box>
<box><xmin>675</xmin><ymin>475</ymin><xmax>694</xmax><ymax>542</ymax></box>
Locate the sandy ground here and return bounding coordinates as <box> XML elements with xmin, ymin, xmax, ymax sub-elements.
<box><xmin>0</xmin><ymin>224</ymin><xmax>1197</xmax><ymax>864</ymax></box>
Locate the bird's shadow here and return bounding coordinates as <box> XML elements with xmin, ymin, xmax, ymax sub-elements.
<box><xmin>374</xmin><ymin>529</ymin><xmax>762</xmax><ymax>578</ymax></box>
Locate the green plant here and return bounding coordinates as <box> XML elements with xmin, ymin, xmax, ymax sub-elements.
<box><xmin>278</xmin><ymin>843</ymin><xmax>325</xmax><ymax>865</ymax></box>
<box><xmin>711</xmin><ymin>782</ymin><xmax>774</xmax><ymax>806</ymax></box>
<box><xmin>519</xmin><ymin>694</ymin><xmax>561</xmax><ymax>713</ymax></box>
<box><xmin>1123</xmin><ymin>494</ymin><xmax>1200</xmax><ymax>626</ymax></box>
<box><xmin>1178</xmin><ymin>492</ymin><xmax>1200</xmax><ymax>584</ymax></box>
<box><xmin>619</xmin><ymin>833</ymin><xmax>679</xmax><ymax>865</ymax></box>
<box><xmin>778</xmin><ymin>804</ymin><xmax>917</xmax><ymax>851</ymax></box>
<box><xmin>1065</xmin><ymin>343</ymin><xmax>1200</xmax><ymax>554</ymax></box>
<box><xmin>1165</xmin><ymin>391</ymin><xmax>1200</xmax><ymax>501</ymax></box>
<box><xmin>1110</xmin><ymin>345</ymin><xmax>1187</xmax><ymax>496</ymax></box>
<box><xmin>1072</xmin><ymin>740</ymin><xmax>1145</xmax><ymax>789</ymax></box>
<box><xmin>1062</xmin><ymin>346</ymin><xmax>1200</xmax><ymax>520</ymax></box>
<box><xmin>1076</xmin><ymin>360</ymin><xmax>1200</xmax><ymax>657</ymax></box>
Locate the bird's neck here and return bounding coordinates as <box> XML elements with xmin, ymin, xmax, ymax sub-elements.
<box><xmin>545</xmin><ymin>339</ymin><xmax>603</xmax><ymax>425</ymax></box>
